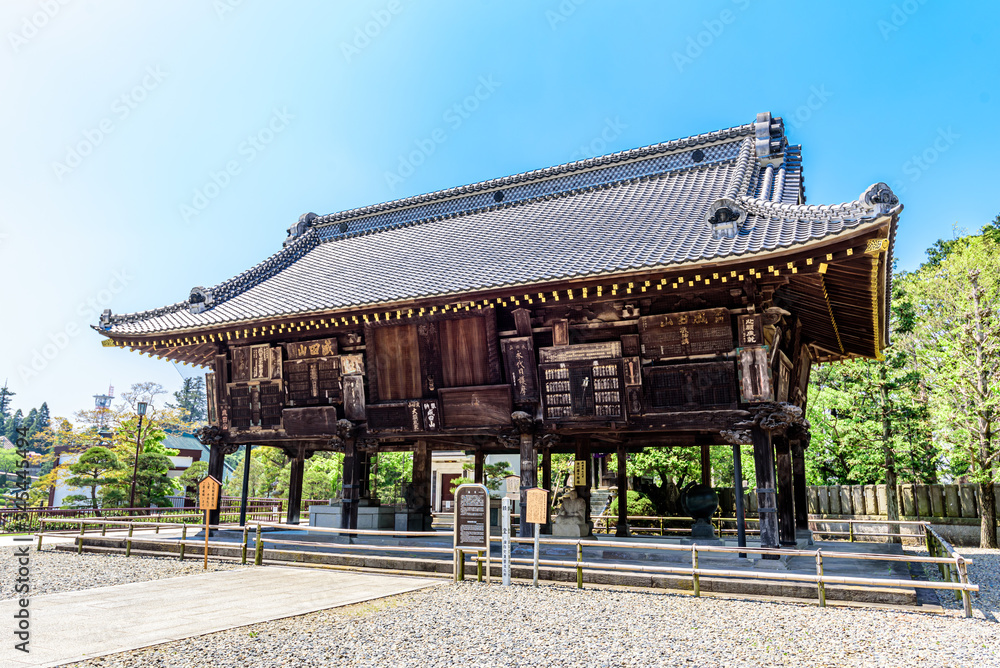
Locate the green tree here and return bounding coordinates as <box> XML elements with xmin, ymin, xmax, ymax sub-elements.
<box><xmin>908</xmin><ymin>231</ymin><xmax>1000</xmax><ymax>548</ymax></box>
<box><xmin>167</xmin><ymin>377</ymin><xmax>207</xmax><ymax>424</ymax></box>
<box><xmin>177</xmin><ymin>460</ymin><xmax>208</xmax><ymax>503</ymax></box>
<box><xmin>484</xmin><ymin>461</ymin><xmax>512</xmax><ymax>491</ymax></box>
<box><xmin>0</xmin><ymin>383</ymin><xmax>14</xmax><ymax>435</ymax></box>
<box><xmin>64</xmin><ymin>446</ymin><xmax>122</xmax><ymax>509</ymax></box>
<box><xmin>6</xmin><ymin>409</ymin><xmax>23</xmax><ymax>441</ymax></box>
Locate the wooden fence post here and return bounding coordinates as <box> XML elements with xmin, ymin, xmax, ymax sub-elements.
<box><xmin>958</xmin><ymin>558</ymin><xmax>973</xmax><ymax>618</ymax></box>
<box><xmin>692</xmin><ymin>546</ymin><xmax>700</xmax><ymax>597</ymax></box>
<box><xmin>125</xmin><ymin>523</ymin><xmax>133</xmax><ymax>557</ymax></box>
<box><xmin>254</xmin><ymin>524</ymin><xmax>263</xmax><ymax>566</ymax></box>
<box><xmin>180</xmin><ymin>524</ymin><xmax>187</xmax><ymax>561</ymax></box>
<box><xmin>816</xmin><ymin>549</ymin><xmax>826</xmax><ymax>607</ymax></box>
<box><xmin>241</xmin><ymin>526</ymin><xmax>249</xmax><ymax>565</ymax></box>
<box><xmin>576</xmin><ymin>543</ymin><xmax>584</xmax><ymax>589</ymax></box>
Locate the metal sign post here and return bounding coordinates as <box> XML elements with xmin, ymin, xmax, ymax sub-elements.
<box><xmin>501</xmin><ymin>497</ymin><xmax>511</xmax><ymax>586</ymax></box>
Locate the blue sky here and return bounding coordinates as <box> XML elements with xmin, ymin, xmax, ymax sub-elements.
<box><xmin>1</xmin><ymin>0</ymin><xmax>998</xmax><ymax>421</ymax></box>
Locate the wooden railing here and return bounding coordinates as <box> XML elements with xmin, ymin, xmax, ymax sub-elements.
<box><xmin>37</xmin><ymin>517</ymin><xmax>978</xmax><ymax>616</ymax></box>
<box><xmin>592</xmin><ymin>514</ymin><xmax>936</xmax><ymax>543</ymax></box>
<box><xmin>466</xmin><ymin>525</ymin><xmax>978</xmax><ymax>617</ymax></box>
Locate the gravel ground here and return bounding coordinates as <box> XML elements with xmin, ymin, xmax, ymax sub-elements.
<box><xmin>8</xmin><ymin>546</ymin><xmax>997</xmax><ymax>666</ymax></box>
<box><xmin>0</xmin><ymin>546</ymin><xmax>245</xmax><ymax>599</ymax></box>
<box><xmin>68</xmin><ymin>573</ymin><xmax>999</xmax><ymax>668</ymax></box>
<box><xmin>905</xmin><ymin>546</ymin><xmax>1000</xmax><ymax>622</ymax></box>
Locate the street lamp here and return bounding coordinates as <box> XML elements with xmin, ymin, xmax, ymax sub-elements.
<box><xmin>128</xmin><ymin>401</ymin><xmax>148</xmax><ymax>509</ymax></box>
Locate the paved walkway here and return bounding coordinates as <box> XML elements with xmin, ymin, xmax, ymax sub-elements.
<box><xmin>0</xmin><ymin>566</ymin><xmax>440</xmax><ymax>667</ymax></box>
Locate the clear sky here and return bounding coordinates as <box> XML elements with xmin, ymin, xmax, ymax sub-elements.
<box><xmin>1</xmin><ymin>0</ymin><xmax>998</xmax><ymax>422</ymax></box>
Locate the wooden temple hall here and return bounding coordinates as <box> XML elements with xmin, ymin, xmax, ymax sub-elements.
<box><xmin>97</xmin><ymin>112</ymin><xmax>900</xmax><ymax>552</ymax></box>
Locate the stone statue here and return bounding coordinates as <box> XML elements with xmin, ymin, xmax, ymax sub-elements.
<box><xmin>551</xmin><ymin>489</ymin><xmax>593</xmax><ymax>537</ymax></box>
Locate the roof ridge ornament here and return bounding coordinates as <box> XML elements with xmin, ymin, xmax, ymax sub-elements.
<box><xmin>861</xmin><ymin>182</ymin><xmax>899</xmax><ymax>215</ymax></box>
<box><xmin>285</xmin><ymin>212</ymin><xmax>318</xmax><ymax>247</ymax></box>
<box><xmin>188</xmin><ymin>286</ymin><xmax>215</xmax><ymax>314</ymax></box>
<box><xmin>754</xmin><ymin>111</ymin><xmax>786</xmax><ymax>166</ymax></box>
<box><xmin>706</xmin><ymin>197</ymin><xmax>748</xmax><ymax>240</ymax></box>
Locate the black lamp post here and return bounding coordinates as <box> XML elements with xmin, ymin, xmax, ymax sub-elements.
<box><xmin>128</xmin><ymin>401</ymin><xmax>148</xmax><ymax>509</ymax></box>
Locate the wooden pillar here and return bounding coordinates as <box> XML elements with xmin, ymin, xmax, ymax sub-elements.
<box><xmin>519</xmin><ymin>433</ymin><xmax>537</xmax><ymax>538</ymax></box>
<box><xmin>411</xmin><ymin>441</ymin><xmax>432</xmax><ymax>531</ymax></box>
<box><xmin>774</xmin><ymin>436</ymin><xmax>796</xmax><ymax>546</ymax></box>
<box><xmin>700</xmin><ymin>444</ymin><xmax>711</xmax><ymax>487</ymax></box>
<box><xmin>239</xmin><ymin>444</ymin><xmax>252</xmax><ymax>526</ymax></box>
<box><xmin>286</xmin><ymin>444</ymin><xmax>305</xmax><ymax>526</ymax></box>
<box><xmin>474</xmin><ymin>449</ymin><xmax>485</xmax><ymax>485</ymax></box>
<box><xmin>616</xmin><ymin>442</ymin><xmax>629</xmax><ymax>537</ymax></box>
<box><xmin>732</xmin><ymin>444</ymin><xmax>747</xmax><ymax>551</ymax></box>
<box><xmin>541</xmin><ymin>447</ymin><xmax>552</xmax><ymax>534</ymax></box>
<box><xmin>574</xmin><ymin>437</ymin><xmax>592</xmax><ymax>528</ymax></box>
<box><xmin>358</xmin><ymin>450</ymin><xmax>372</xmax><ymax>500</ymax></box>
<box><xmin>206</xmin><ymin>443</ymin><xmax>226</xmax><ymax>532</ymax></box>
<box><xmin>751</xmin><ymin>425</ymin><xmax>780</xmax><ymax>555</ymax></box>
<box><xmin>792</xmin><ymin>440</ymin><xmax>809</xmax><ymax>531</ymax></box>
<box><xmin>340</xmin><ymin>441</ymin><xmax>363</xmax><ymax>529</ymax></box>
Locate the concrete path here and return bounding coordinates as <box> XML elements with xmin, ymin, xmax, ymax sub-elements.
<box><xmin>0</xmin><ymin>566</ymin><xmax>440</xmax><ymax>667</ymax></box>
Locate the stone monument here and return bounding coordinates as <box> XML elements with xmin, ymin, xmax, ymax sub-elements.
<box><xmin>551</xmin><ymin>488</ymin><xmax>593</xmax><ymax>537</ymax></box>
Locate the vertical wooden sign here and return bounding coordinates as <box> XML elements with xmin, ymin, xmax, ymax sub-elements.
<box><xmin>502</xmin><ymin>336</ymin><xmax>538</xmax><ymax>403</ymax></box>
<box><xmin>198</xmin><ymin>476</ymin><xmax>221</xmax><ymax>571</ymax></box>
<box><xmin>738</xmin><ymin>314</ymin><xmax>763</xmax><ymax>347</ymax></box>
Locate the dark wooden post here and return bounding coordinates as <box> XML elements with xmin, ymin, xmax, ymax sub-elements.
<box><xmin>286</xmin><ymin>444</ymin><xmax>305</xmax><ymax>525</ymax></box>
<box><xmin>206</xmin><ymin>443</ymin><xmax>226</xmax><ymax>532</ymax></box>
<box><xmin>774</xmin><ymin>435</ymin><xmax>796</xmax><ymax>546</ymax></box>
<box><xmin>732</xmin><ymin>443</ymin><xmax>747</xmax><ymax>552</ymax></box>
<box><xmin>474</xmin><ymin>449</ymin><xmax>485</xmax><ymax>485</ymax></box>
<box><xmin>541</xmin><ymin>447</ymin><xmax>552</xmax><ymax>534</ymax></box>
<box><xmin>341</xmin><ymin>441</ymin><xmax>365</xmax><ymax>529</ymax></box>
<box><xmin>700</xmin><ymin>444</ymin><xmax>711</xmax><ymax>487</ymax></box>
<box><xmin>616</xmin><ymin>442</ymin><xmax>629</xmax><ymax>537</ymax></box>
<box><xmin>411</xmin><ymin>441</ymin><xmax>432</xmax><ymax>531</ymax></box>
<box><xmin>751</xmin><ymin>425</ymin><xmax>779</xmax><ymax>555</ymax></box>
<box><xmin>359</xmin><ymin>450</ymin><xmax>372</xmax><ymax>501</ymax></box>
<box><xmin>574</xmin><ymin>436</ymin><xmax>592</xmax><ymax>529</ymax></box>
<box><xmin>792</xmin><ymin>439</ymin><xmax>809</xmax><ymax>532</ymax></box>
<box><xmin>239</xmin><ymin>444</ymin><xmax>252</xmax><ymax>526</ymax></box>
<box><xmin>519</xmin><ymin>433</ymin><xmax>537</xmax><ymax>538</ymax></box>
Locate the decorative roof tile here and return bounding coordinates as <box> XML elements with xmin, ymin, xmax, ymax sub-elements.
<box><xmin>101</xmin><ymin>113</ymin><xmax>900</xmax><ymax>335</ymax></box>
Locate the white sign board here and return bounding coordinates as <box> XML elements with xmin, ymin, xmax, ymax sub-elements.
<box><xmin>504</xmin><ymin>475</ymin><xmax>520</xmax><ymax>500</ymax></box>
<box><xmin>501</xmin><ymin>496</ymin><xmax>512</xmax><ymax>586</ymax></box>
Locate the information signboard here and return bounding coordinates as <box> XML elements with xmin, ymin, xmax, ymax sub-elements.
<box><xmin>453</xmin><ymin>484</ymin><xmax>490</xmax><ymax>551</ymax></box>
<box><xmin>573</xmin><ymin>460</ymin><xmax>588</xmax><ymax>487</ymax></box>
<box><xmin>525</xmin><ymin>488</ymin><xmax>549</xmax><ymax>525</ymax></box>
<box><xmin>504</xmin><ymin>475</ymin><xmax>520</xmax><ymax>499</ymax></box>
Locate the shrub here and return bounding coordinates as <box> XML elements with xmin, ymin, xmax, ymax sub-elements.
<box><xmin>607</xmin><ymin>490</ymin><xmax>657</xmax><ymax>519</ymax></box>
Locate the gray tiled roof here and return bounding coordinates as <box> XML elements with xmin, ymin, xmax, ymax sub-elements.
<box><xmin>101</xmin><ymin>113</ymin><xmax>900</xmax><ymax>336</ymax></box>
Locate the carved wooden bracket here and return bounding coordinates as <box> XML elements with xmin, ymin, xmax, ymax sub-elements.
<box><xmin>735</xmin><ymin>402</ymin><xmax>807</xmax><ymax>434</ymax></box>
<box><xmin>197</xmin><ymin>426</ymin><xmax>226</xmax><ymax>448</ymax></box>
<box><xmin>720</xmin><ymin>429</ymin><xmax>752</xmax><ymax>445</ymax></box>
